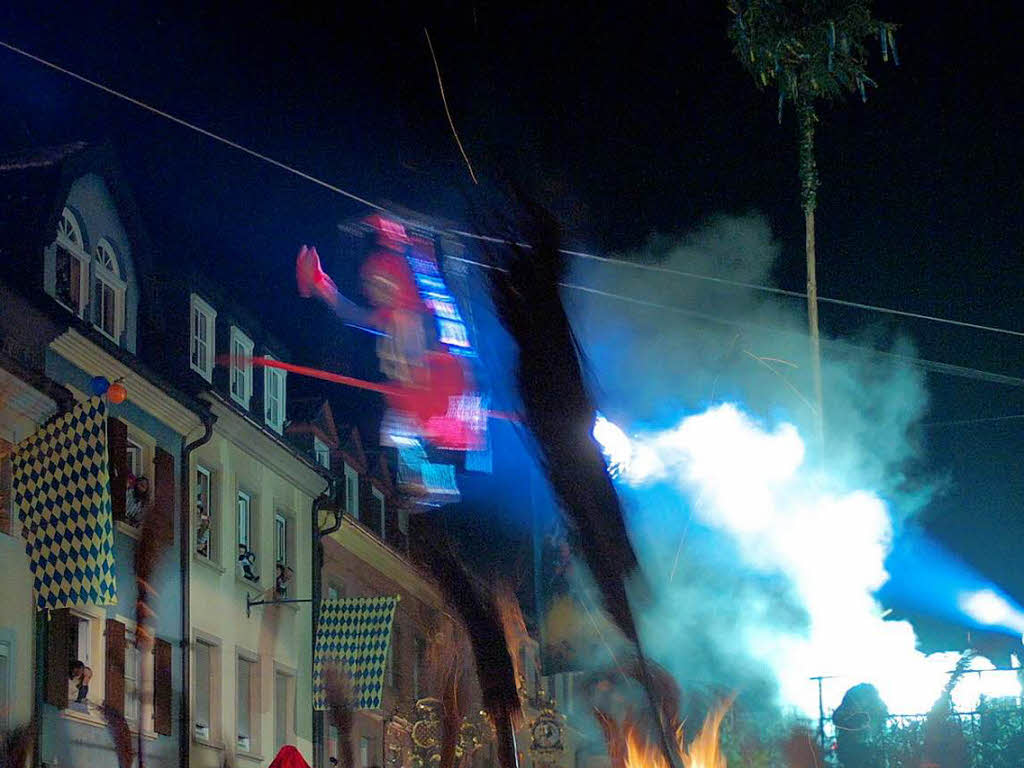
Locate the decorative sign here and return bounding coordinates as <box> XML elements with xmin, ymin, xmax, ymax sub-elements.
<box><xmin>529</xmin><ymin>709</ymin><xmax>565</xmax><ymax>753</ymax></box>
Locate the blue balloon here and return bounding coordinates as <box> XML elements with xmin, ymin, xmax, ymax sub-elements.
<box><xmin>90</xmin><ymin>376</ymin><xmax>110</xmax><ymax>396</ymax></box>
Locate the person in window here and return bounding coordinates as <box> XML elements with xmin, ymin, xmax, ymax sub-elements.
<box><xmin>238</xmin><ymin>544</ymin><xmax>258</xmax><ymax>582</ymax></box>
<box><xmin>125</xmin><ymin>474</ymin><xmax>149</xmax><ymax>527</ymax></box>
<box><xmin>196</xmin><ymin>496</ymin><xmax>211</xmax><ymax>558</ymax></box>
<box><xmin>275</xmin><ymin>564</ymin><xmax>293</xmax><ymax>597</ymax></box>
<box><xmin>69</xmin><ymin>659</ymin><xmax>92</xmax><ymax>703</ymax></box>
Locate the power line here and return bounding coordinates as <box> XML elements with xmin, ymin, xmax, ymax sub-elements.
<box><xmin>921</xmin><ymin>414</ymin><xmax>1024</xmax><ymax>428</ymax></box>
<box><xmin>0</xmin><ymin>40</ymin><xmax>387</xmax><ymax>213</ymax></box>
<box><xmin>3</xmin><ymin>38</ymin><xmax>1022</xmax><ymax>377</ymax></box>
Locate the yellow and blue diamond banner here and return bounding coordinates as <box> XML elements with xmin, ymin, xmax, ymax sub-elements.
<box><xmin>314</xmin><ymin>596</ymin><xmax>398</xmax><ymax>711</ymax></box>
<box><xmin>13</xmin><ymin>397</ymin><xmax>117</xmax><ymax>611</ymax></box>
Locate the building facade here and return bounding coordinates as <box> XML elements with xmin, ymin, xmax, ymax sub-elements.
<box><xmin>0</xmin><ymin>143</ymin><xmax>205</xmax><ymax>768</ymax></box>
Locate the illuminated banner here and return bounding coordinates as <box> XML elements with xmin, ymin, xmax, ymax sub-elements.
<box><xmin>366</xmin><ymin>215</ymin><xmax>475</xmax><ymax>357</ymax></box>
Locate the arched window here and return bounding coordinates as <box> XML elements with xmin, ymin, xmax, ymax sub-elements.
<box><xmin>92</xmin><ymin>238</ymin><xmax>126</xmax><ymax>342</ymax></box>
<box><xmin>53</xmin><ymin>208</ymin><xmax>88</xmax><ymax>316</ymax></box>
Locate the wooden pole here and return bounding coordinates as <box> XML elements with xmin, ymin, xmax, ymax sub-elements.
<box><xmin>798</xmin><ymin>99</ymin><xmax>825</xmax><ymax>455</ymax></box>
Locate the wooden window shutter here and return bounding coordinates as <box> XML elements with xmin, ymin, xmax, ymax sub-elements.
<box><xmin>108</xmin><ymin>417</ymin><xmax>128</xmax><ymax>522</ymax></box>
<box><xmin>45</xmin><ymin>609</ymin><xmax>71</xmax><ymax>708</ymax></box>
<box><xmin>154</xmin><ymin>447</ymin><xmax>175</xmax><ymax>543</ymax></box>
<box><xmin>104</xmin><ymin>619</ymin><xmax>126</xmax><ymax>712</ymax></box>
<box><xmin>154</xmin><ymin>638</ymin><xmax>173</xmax><ymax>735</ymax></box>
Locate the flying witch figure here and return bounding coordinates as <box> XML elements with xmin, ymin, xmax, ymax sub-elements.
<box><xmin>295</xmin><ymin>216</ymin><xmax>485</xmax><ymax>496</ymax></box>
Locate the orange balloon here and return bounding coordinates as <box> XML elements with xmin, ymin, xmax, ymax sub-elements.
<box><xmin>107</xmin><ymin>382</ymin><xmax>127</xmax><ymax>404</ymax></box>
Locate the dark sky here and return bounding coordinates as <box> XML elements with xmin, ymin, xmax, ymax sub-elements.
<box><xmin>2</xmin><ymin>1</ymin><xmax>1023</xmax><ymax>646</ymax></box>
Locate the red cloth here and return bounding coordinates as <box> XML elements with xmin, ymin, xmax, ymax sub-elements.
<box><xmin>267</xmin><ymin>745</ymin><xmax>310</xmax><ymax>768</ymax></box>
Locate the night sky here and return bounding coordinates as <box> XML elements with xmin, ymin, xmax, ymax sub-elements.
<box><xmin>2</xmin><ymin>1</ymin><xmax>1023</xmax><ymax>648</ymax></box>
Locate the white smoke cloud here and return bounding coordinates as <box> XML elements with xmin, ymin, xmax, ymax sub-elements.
<box><xmin>569</xmin><ymin>213</ymin><xmax>1018</xmax><ymax>721</ymax></box>
<box><xmin>601</xmin><ymin>403</ymin><xmax>1020</xmax><ymax>716</ymax></box>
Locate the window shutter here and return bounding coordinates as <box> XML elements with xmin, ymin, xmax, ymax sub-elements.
<box><xmin>108</xmin><ymin>417</ymin><xmax>129</xmax><ymax>522</ymax></box>
<box><xmin>154</xmin><ymin>447</ymin><xmax>175</xmax><ymax>543</ymax></box>
<box><xmin>104</xmin><ymin>619</ymin><xmax>126</xmax><ymax>712</ymax></box>
<box><xmin>154</xmin><ymin>638</ymin><xmax>173</xmax><ymax>735</ymax></box>
<box><xmin>45</xmin><ymin>609</ymin><xmax>71</xmax><ymax>708</ymax></box>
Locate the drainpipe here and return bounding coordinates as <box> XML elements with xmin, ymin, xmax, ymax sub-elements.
<box><xmin>180</xmin><ymin>410</ymin><xmax>215</xmax><ymax>768</ymax></box>
<box><xmin>311</xmin><ymin>488</ymin><xmax>338</xmax><ymax>768</ymax></box>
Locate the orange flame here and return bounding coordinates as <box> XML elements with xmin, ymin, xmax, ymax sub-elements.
<box><xmin>495</xmin><ymin>582</ymin><xmax>528</xmax><ymax>684</ymax></box>
<box><xmin>614</xmin><ymin>701</ymin><xmax>731</xmax><ymax>768</ymax></box>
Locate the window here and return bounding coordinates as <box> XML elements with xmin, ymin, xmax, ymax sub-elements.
<box><xmin>230</xmin><ymin>327</ymin><xmax>254</xmax><ymax>409</ymax></box>
<box><xmin>54</xmin><ymin>208</ymin><xmax>88</xmax><ymax>316</ymax></box>
<box><xmin>67</xmin><ymin>612</ymin><xmax>97</xmax><ymax>708</ymax></box>
<box><xmin>92</xmin><ymin>239</ymin><xmax>126</xmax><ymax>343</ymax></box>
<box><xmin>190</xmin><ymin>294</ymin><xmax>217</xmax><ymax>382</ymax></box>
<box><xmin>264</xmin><ymin>358</ymin><xmax>286</xmax><ymax>434</ymax></box>
<box><xmin>328</xmin><ymin>726</ymin><xmax>340</xmax><ymax>765</ymax></box>
<box><xmin>237</xmin><ymin>491</ymin><xmax>258</xmax><ymax>583</ymax></box>
<box><xmin>126</xmin><ymin>439</ymin><xmax>143</xmax><ymax>477</ymax></box>
<box><xmin>344</xmin><ymin>466</ymin><xmax>359</xmax><ymax>521</ymax></box>
<box><xmin>397</xmin><ymin>506</ymin><xmax>408</xmax><ymax>539</ymax></box>
<box><xmin>359</xmin><ymin>736</ymin><xmax>371</xmax><ymax>768</ymax></box>
<box><xmin>237</xmin><ymin>656</ymin><xmax>256</xmax><ymax>753</ymax></box>
<box><xmin>237</xmin><ymin>492</ymin><xmax>252</xmax><ymax>551</ymax></box>
<box><xmin>0</xmin><ymin>440</ymin><xmax>13</xmax><ymax>535</ymax></box>
<box><xmin>274</xmin><ymin>513</ymin><xmax>291</xmax><ymax>597</ymax></box>
<box><xmin>327</xmin><ymin>583</ymin><xmax>341</xmax><ymax>600</ymax></box>
<box><xmin>0</xmin><ymin>640</ymin><xmax>10</xmax><ymax>731</ymax></box>
<box><xmin>123</xmin><ymin>631</ymin><xmax>152</xmax><ymax>728</ymax></box>
<box><xmin>313</xmin><ymin>436</ymin><xmax>330</xmax><ymax>469</ymax></box>
<box><xmin>372</xmin><ymin>488</ymin><xmax>385</xmax><ymax>538</ymax></box>
<box><xmin>196</xmin><ymin>465</ymin><xmax>215</xmax><ymax>560</ymax></box>
<box><xmin>274</xmin><ymin>670</ymin><xmax>294</xmax><ymax>751</ymax></box>
<box><xmin>275</xmin><ymin>514</ymin><xmax>287</xmax><ymax>566</ymax></box>
<box><xmin>194</xmin><ymin>640</ymin><xmax>215</xmax><ymax>741</ymax></box>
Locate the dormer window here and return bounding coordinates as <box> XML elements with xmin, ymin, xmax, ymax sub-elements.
<box><xmin>229</xmin><ymin>327</ymin><xmax>254</xmax><ymax>409</ymax></box>
<box><xmin>313</xmin><ymin>437</ymin><xmax>330</xmax><ymax>469</ymax></box>
<box><xmin>54</xmin><ymin>208</ymin><xmax>88</xmax><ymax>316</ymax></box>
<box><xmin>92</xmin><ymin>239</ymin><xmax>126</xmax><ymax>343</ymax></box>
<box><xmin>263</xmin><ymin>355</ymin><xmax>286</xmax><ymax>434</ymax></box>
<box><xmin>190</xmin><ymin>294</ymin><xmax>217</xmax><ymax>382</ymax></box>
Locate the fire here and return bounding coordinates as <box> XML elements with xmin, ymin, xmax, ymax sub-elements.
<box><xmin>615</xmin><ymin>702</ymin><xmax>730</xmax><ymax>768</ymax></box>
<box><xmin>495</xmin><ymin>582</ymin><xmax>529</xmax><ymax>684</ymax></box>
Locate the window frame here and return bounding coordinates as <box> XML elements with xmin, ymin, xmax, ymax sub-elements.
<box><xmin>344</xmin><ymin>465</ymin><xmax>359</xmax><ymax>521</ymax></box>
<box><xmin>91</xmin><ymin>238</ymin><xmax>127</xmax><ymax>343</ymax></box>
<box><xmin>193</xmin><ymin>635</ymin><xmax>221</xmax><ymax>744</ymax></box>
<box><xmin>0</xmin><ymin>637</ymin><xmax>12</xmax><ymax>732</ymax></box>
<box><xmin>229</xmin><ymin>327</ymin><xmax>255</xmax><ymax>409</ymax></box>
<box><xmin>64</xmin><ymin>605</ymin><xmax>105</xmax><ymax>718</ymax></box>
<box><xmin>313</xmin><ymin>436</ymin><xmax>330</xmax><ymax>469</ymax></box>
<box><xmin>273</xmin><ymin>667</ymin><xmax>296</xmax><ymax>753</ymax></box>
<box><xmin>53</xmin><ymin>207</ymin><xmax>89</xmax><ymax>317</ymax></box>
<box><xmin>274</xmin><ymin>513</ymin><xmax>288</xmax><ymax>567</ymax></box>
<box><xmin>120</xmin><ymin>623</ymin><xmax>156</xmax><ymax>734</ymax></box>
<box><xmin>237</xmin><ymin>491</ymin><xmax>252</xmax><ymax>552</ymax></box>
<box><xmin>189</xmin><ymin>294</ymin><xmax>217</xmax><ymax>382</ymax></box>
<box><xmin>195</xmin><ymin>464</ymin><xmax>216</xmax><ymax>563</ymax></box>
<box><xmin>236</xmin><ymin>653</ymin><xmax>258</xmax><ymax>755</ymax></box>
<box><xmin>263</xmin><ymin>355</ymin><xmax>286</xmax><ymax>434</ymax></box>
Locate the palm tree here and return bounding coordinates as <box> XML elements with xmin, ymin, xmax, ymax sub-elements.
<box><xmin>726</xmin><ymin>0</ymin><xmax>897</xmax><ymax>452</ymax></box>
